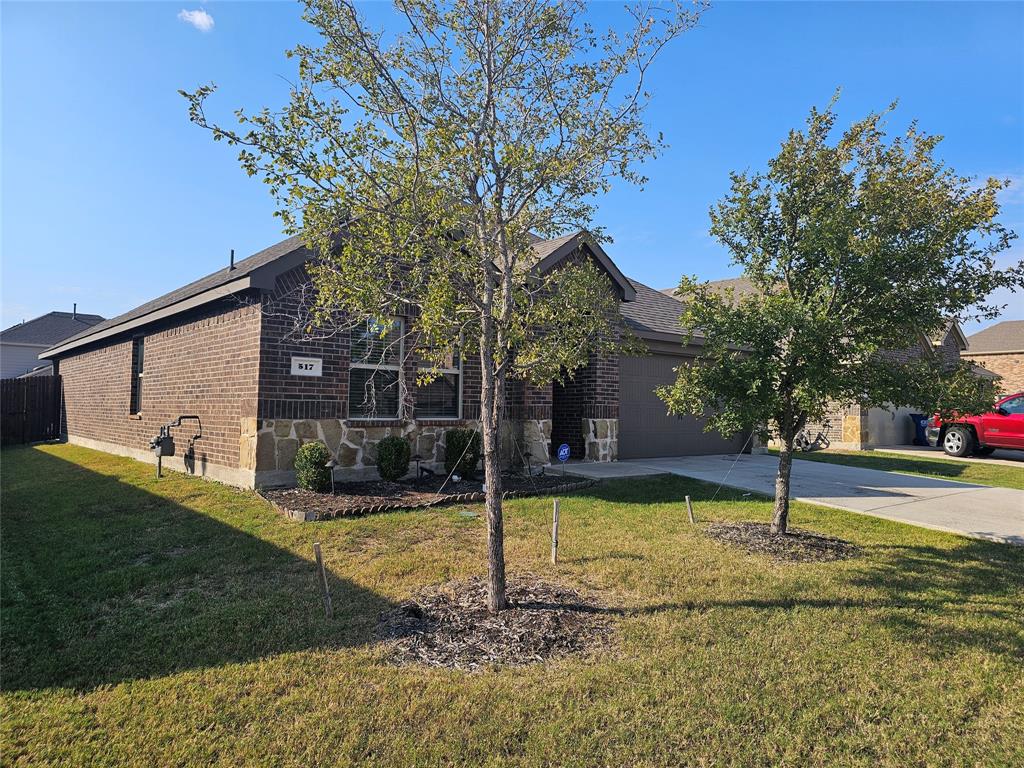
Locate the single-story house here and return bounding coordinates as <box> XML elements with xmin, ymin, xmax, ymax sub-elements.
<box><xmin>659</xmin><ymin>279</ymin><xmax>980</xmax><ymax>449</ymax></box>
<box><xmin>41</xmin><ymin>233</ymin><xmax>748</xmax><ymax>488</ymax></box>
<box><xmin>811</xmin><ymin>321</ymin><xmax>974</xmax><ymax>449</ymax></box>
<box><xmin>0</xmin><ymin>308</ymin><xmax>104</xmax><ymax>379</ymax></box>
<box><xmin>963</xmin><ymin>320</ymin><xmax>1024</xmax><ymax>395</ymax></box>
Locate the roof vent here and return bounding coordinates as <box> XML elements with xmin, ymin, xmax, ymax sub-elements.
<box><xmin>73</xmin><ymin>303</ymin><xmax>77</xmax><ymax>319</ymax></box>
<box><xmin>229</xmin><ymin>249</ymin><xmax>236</xmax><ymax>271</ymax></box>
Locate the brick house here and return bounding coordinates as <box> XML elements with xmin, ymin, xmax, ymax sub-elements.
<box><xmin>963</xmin><ymin>320</ymin><xmax>1024</xmax><ymax>396</ymax></box>
<box><xmin>806</xmin><ymin>322</ymin><xmax>974</xmax><ymax>449</ymax></box>
<box><xmin>42</xmin><ymin>232</ymin><xmax>747</xmax><ymax>488</ymax></box>
<box><xmin>660</xmin><ymin>280</ymin><xmax>980</xmax><ymax>449</ymax></box>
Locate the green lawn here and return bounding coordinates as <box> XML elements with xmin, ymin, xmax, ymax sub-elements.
<box><xmin>2</xmin><ymin>444</ymin><xmax>1022</xmax><ymax>767</ymax></box>
<box><xmin>778</xmin><ymin>447</ymin><xmax>1024</xmax><ymax>490</ymax></box>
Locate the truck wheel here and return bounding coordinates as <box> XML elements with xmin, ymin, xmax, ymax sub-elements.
<box><xmin>942</xmin><ymin>426</ymin><xmax>974</xmax><ymax>458</ymax></box>
<box><xmin>974</xmin><ymin>446</ymin><xmax>995</xmax><ymax>456</ymax></box>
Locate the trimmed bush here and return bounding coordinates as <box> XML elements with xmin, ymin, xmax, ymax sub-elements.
<box><xmin>294</xmin><ymin>441</ymin><xmax>332</xmax><ymax>492</ymax></box>
<box><xmin>444</xmin><ymin>428</ymin><xmax>482</xmax><ymax>477</ymax></box>
<box><xmin>376</xmin><ymin>435</ymin><xmax>411</xmax><ymax>481</ymax></box>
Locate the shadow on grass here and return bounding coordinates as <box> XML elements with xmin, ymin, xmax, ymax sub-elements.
<box><xmin>0</xmin><ymin>447</ymin><xmax>394</xmax><ymax>692</ymax></box>
<box><xmin>574</xmin><ymin>475</ymin><xmax>1024</xmax><ymax>660</ymax></box>
<box><xmin>788</xmin><ymin>449</ymin><xmax>982</xmax><ymax>480</ymax></box>
<box><xmin>578</xmin><ymin>473</ymin><xmax>759</xmax><ymax>506</ymax></box>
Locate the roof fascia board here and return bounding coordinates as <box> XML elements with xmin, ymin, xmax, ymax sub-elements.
<box><xmin>534</xmin><ymin>235</ymin><xmax>636</xmax><ymax>302</ymax></box>
<box><xmin>964</xmin><ymin>348</ymin><xmax>1024</xmax><ymax>356</ymax></box>
<box><xmin>633</xmin><ymin>328</ymin><xmax>698</xmax><ymax>344</ymax></box>
<box><xmin>0</xmin><ymin>341</ymin><xmax>50</xmax><ymax>349</ymax></box>
<box><xmin>41</xmin><ymin>276</ymin><xmax>257</xmax><ymax>359</ymax></box>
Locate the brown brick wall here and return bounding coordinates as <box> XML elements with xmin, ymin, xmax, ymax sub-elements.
<box><xmin>551</xmin><ymin>351</ymin><xmax>619</xmax><ymax>459</ymax></box>
<box><xmin>963</xmin><ymin>352</ymin><xmax>1024</xmax><ymax>395</ymax></box>
<box><xmin>258</xmin><ymin>265</ymin><xmax>483</xmax><ymax>426</ymax></box>
<box><xmin>59</xmin><ymin>297</ymin><xmax>262</xmax><ymax>473</ymax></box>
<box><xmin>55</xmin><ymin>247</ymin><xmax>625</xmax><ymax>483</ymax></box>
<box><xmin>258</xmin><ymin>267</ymin><xmax>348</xmax><ymax>420</ymax></box>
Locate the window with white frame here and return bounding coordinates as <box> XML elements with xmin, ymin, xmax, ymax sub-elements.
<box><xmin>348</xmin><ymin>318</ymin><xmax>403</xmax><ymax>419</ymax></box>
<box><xmin>415</xmin><ymin>348</ymin><xmax>461</xmax><ymax>419</ymax></box>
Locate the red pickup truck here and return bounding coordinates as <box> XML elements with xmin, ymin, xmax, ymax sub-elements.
<box><xmin>927</xmin><ymin>392</ymin><xmax>1024</xmax><ymax>457</ymax></box>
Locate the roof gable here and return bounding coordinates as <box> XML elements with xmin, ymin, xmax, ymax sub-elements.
<box><xmin>531</xmin><ymin>231</ymin><xmax>636</xmax><ymax>302</ymax></box>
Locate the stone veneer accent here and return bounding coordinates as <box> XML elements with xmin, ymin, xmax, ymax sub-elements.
<box><xmin>244</xmin><ymin>417</ymin><xmax>553</xmax><ymax>487</ymax></box>
<box><xmin>583</xmin><ymin>418</ymin><xmax>618</xmax><ymax>462</ymax></box>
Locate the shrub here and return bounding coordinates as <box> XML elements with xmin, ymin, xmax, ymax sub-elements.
<box><xmin>294</xmin><ymin>441</ymin><xmax>332</xmax><ymax>492</ymax></box>
<box><xmin>444</xmin><ymin>428</ymin><xmax>482</xmax><ymax>477</ymax></box>
<box><xmin>376</xmin><ymin>435</ymin><xmax>411</xmax><ymax>481</ymax></box>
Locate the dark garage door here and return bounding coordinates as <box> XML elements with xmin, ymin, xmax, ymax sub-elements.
<box><xmin>619</xmin><ymin>354</ymin><xmax>747</xmax><ymax>459</ymax></box>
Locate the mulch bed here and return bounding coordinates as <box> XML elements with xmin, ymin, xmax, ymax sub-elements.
<box><xmin>705</xmin><ymin>521</ymin><xmax>861</xmax><ymax>563</ymax></box>
<box><xmin>377</xmin><ymin>575</ymin><xmax>615</xmax><ymax>671</ymax></box>
<box><xmin>261</xmin><ymin>472</ymin><xmax>594</xmax><ymax>521</ymax></box>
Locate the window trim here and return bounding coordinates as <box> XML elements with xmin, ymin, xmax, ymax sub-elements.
<box><xmin>414</xmin><ymin>350</ymin><xmax>463</xmax><ymax>421</ymax></box>
<box><xmin>348</xmin><ymin>318</ymin><xmax>404</xmax><ymax>421</ymax></box>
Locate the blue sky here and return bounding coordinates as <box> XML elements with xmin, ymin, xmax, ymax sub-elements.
<box><xmin>3</xmin><ymin>1</ymin><xmax>1022</xmax><ymax>335</ymax></box>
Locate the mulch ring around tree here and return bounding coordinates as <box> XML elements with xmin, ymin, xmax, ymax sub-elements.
<box><xmin>705</xmin><ymin>521</ymin><xmax>862</xmax><ymax>563</ymax></box>
<box><xmin>261</xmin><ymin>472</ymin><xmax>594</xmax><ymax>521</ymax></box>
<box><xmin>377</xmin><ymin>575</ymin><xmax>616</xmax><ymax>671</ymax></box>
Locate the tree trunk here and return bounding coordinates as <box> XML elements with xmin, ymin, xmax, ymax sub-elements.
<box><xmin>771</xmin><ymin>434</ymin><xmax>794</xmax><ymax>535</ymax></box>
<box><xmin>478</xmin><ymin>330</ymin><xmax>508</xmax><ymax>613</ymax></box>
<box><xmin>480</xmin><ymin>406</ymin><xmax>507</xmax><ymax>613</ymax></box>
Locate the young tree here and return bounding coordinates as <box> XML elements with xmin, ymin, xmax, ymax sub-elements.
<box><xmin>658</xmin><ymin>99</ymin><xmax>1022</xmax><ymax>534</ymax></box>
<box><xmin>182</xmin><ymin>0</ymin><xmax>704</xmax><ymax>611</ymax></box>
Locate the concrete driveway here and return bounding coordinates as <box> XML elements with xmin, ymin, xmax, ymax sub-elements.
<box><xmin>564</xmin><ymin>454</ymin><xmax>1024</xmax><ymax>546</ymax></box>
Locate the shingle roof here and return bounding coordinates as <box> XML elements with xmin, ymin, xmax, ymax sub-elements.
<box><xmin>47</xmin><ymin>235</ymin><xmax>306</xmax><ymax>354</ymax></box>
<box><xmin>530</xmin><ymin>232</ymin><xmax>579</xmax><ymax>261</ymax></box>
<box><xmin>1</xmin><ymin>311</ymin><xmax>105</xmax><ymax>346</ymax></box>
<box><xmin>966</xmin><ymin>320</ymin><xmax>1024</xmax><ymax>354</ymax></box>
<box><xmin>53</xmin><ymin>232</ymin><xmax>623</xmax><ymax>357</ymax></box>
<box><xmin>660</xmin><ymin>276</ymin><xmax>759</xmax><ymax>306</ymax></box>
<box><xmin>44</xmin><ymin>230</ymin><xmax>670</xmax><ymax>356</ymax></box>
<box><xmin>621</xmin><ymin>279</ymin><xmax>691</xmax><ymax>339</ymax></box>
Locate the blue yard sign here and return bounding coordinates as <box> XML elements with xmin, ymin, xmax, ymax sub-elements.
<box><xmin>557</xmin><ymin>443</ymin><xmax>570</xmax><ymax>463</ymax></box>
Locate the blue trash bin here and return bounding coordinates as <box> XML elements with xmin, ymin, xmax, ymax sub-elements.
<box><xmin>909</xmin><ymin>413</ymin><xmax>928</xmax><ymax>446</ymax></box>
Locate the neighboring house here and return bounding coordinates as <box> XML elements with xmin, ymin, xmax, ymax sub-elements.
<box><xmin>41</xmin><ymin>233</ymin><xmax>749</xmax><ymax>489</ymax></box>
<box><xmin>0</xmin><ymin>309</ymin><xmax>104</xmax><ymax>379</ymax></box>
<box><xmin>660</xmin><ymin>279</ymin><xmax>977</xmax><ymax>449</ymax></box>
<box><xmin>963</xmin><ymin>320</ymin><xmax>1024</xmax><ymax>395</ymax></box>
<box><xmin>816</xmin><ymin>322</ymin><xmax>973</xmax><ymax>449</ymax></box>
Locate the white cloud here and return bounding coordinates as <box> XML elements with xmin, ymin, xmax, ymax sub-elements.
<box><xmin>997</xmin><ymin>173</ymin><xmax>1024</xmax><ymax>205</ymax></box>
<box><xmin>178</xmin><ymin>8</ymin><xmax>214</xmax><ymax>33</ymax></box>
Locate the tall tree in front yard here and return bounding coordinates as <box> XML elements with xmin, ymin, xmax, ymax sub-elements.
<box><xmin>182</xmin><ymin>0</ymin><xmax>704</xmax><ymax>611</ymax></box>
<box><xmin>659</xmin><ymin>99</ymin><xmax>1022</xmax><ymax>534</ymax></box>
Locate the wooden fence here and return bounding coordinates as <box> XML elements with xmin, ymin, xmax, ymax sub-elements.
<box><xmin>1</xmin><ymin>376</ymin><xmax>63</xmax><ymax>446</ymax></box>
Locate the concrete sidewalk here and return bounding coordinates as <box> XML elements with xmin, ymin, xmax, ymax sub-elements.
<box><xmin>563</xmin><ymin>454</ymin><xmax>1024</xmax><ymax>546</ymax></box>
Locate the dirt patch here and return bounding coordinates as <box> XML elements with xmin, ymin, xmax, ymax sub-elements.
<box><xmin>706</xmin><ymin>522</ymin><xmax>861</xmax><ymax>563</ymax></box>
<box><xmin>262</xmin><ymin>473</ymin><xmax>594</xmax><ymax>521</ymax></box>
<box><xmin>377</xmin><ymin>575</ymin><xmax>615</xmax><ymax>670</ymax></box>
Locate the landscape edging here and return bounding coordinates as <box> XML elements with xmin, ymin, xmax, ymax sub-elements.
<box><xmin>258</xmin><ymin>478</ymin><xmax>598</xmax><ymax>522</ymax></box>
